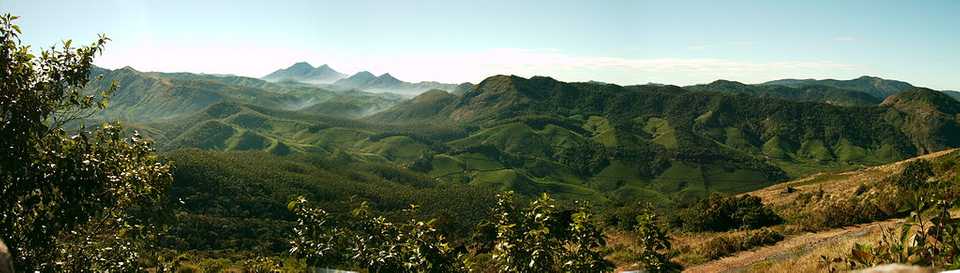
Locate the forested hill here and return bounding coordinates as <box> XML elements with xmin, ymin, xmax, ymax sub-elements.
<box><xmin>686</xmin><ymin>80</ymin><xmax>881</xmax><ymax>106</ymax></box>
<box><xmin>762</xmin><ymin>75</ymin><xmax>919</xmax><ymax>99</ymax></box>
<box><xmin>368</xmin><ymin>75</ymin><xmax>960</xmax><ymax>194</ymax></box>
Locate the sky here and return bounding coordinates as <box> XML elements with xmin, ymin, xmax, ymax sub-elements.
<box><xmin>1</xmin><ymin>0</ymin><xmax>958</xmax><ymax>90</ymax></box>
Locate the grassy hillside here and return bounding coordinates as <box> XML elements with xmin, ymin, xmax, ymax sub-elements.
<box><xmin>672</xmin><ymin>148</ymin><xmax>960</xmax><ymax>272</ymax></box>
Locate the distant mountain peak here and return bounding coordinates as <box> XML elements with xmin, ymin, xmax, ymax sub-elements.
<box><xmin>377</xmin><ymin>73</ymin><xmax>402</xmax><ymax>84</ymax></box>
<box><xmin>262</xmin><ymin>62</ymin><xmax>346</xmax><ymax>83</ymax></box>
<box><xmin>530</xmin><ymin>75</ymin><xmax>557</xmax><ymax>81</ymax></box>
<box><xmin>315</xmin><ymin>64</ymin><xmax>338</xmax><ymax>73</ymax></box>
<box><xmin>331</xmin><ymin>70</ymin><xmax>460</xmax><ymax>95</ymax></box>
<box><xmin>709</xmin><ymin>79</ymin><xmax>747</xmax><ymax>85</ymax></box>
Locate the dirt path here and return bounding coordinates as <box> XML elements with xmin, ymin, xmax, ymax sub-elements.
<box><xmin>683</xmin><ymin>218</ymin><xmax>901</xmax><ymax>273</ymax></box>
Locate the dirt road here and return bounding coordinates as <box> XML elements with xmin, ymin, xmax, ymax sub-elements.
<box><xmin>683</xmin><ymin>218</ymin><xmax>901</xmax><ymax>273</ymax></box>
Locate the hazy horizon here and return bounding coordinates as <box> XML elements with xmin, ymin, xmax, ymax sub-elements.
<box><xmin>2</xmin><ymin>0</ymin><xmax>958</xmax><ymax>90</ymax></box>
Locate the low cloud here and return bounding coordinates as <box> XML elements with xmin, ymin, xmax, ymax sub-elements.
<box><xmin>95</xmin><ymin>45</ymin><xmax>856</xmax><ymax>86</ymax></box>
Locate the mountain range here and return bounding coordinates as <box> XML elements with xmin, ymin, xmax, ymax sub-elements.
<box><xmin>261</xmin><ymin>62</ymin><xmax>465</xmax><ymax>95</ymax></box>
<box><xmin>84</xmin><ymin>67</ymin><xmax>960</xmax><ymax>204</ymax></box>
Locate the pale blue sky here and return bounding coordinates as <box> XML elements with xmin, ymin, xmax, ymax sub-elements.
<box><xmin>1</xmin><ymin>0</ymin><xmax>957</xmax><ymax>89</ymax></box>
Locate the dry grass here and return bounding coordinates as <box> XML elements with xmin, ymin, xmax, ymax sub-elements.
<box><xmin>612</xmin><ymin>149</ymin><xmax>959</xmax><ymax>273</ymax></box>
<box><xmin>750</xmin><ymin>148</ymin><xmax>958</xmax><ymax>210</ymax></box>
<box><xmin>684</xmin><ymin>219</ymin><xmax>895</xmax><ymax>273</ymax></box>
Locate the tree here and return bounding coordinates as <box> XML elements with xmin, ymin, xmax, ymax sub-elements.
<box><xmin>562</xmin><ymin>208</ymin><xmax>612</xmax><ymax>273</ymax></box>
<box><xmin>289</xmin><ymin>192</ymin><xmax>613</xmax><ymax>273</ymax></box>
<box><xmin>0</xmin><ymin>14</ymin><xmax>173</xmax><ymax>272</ymax></box>
<box><xmin>634</xmin><ymin>207</ymin><xmax>680</xmax><ymax>273</ymax></box>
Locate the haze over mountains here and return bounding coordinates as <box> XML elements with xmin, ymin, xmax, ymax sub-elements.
<box><xmin>261</xmin><ymin>62</ymin><xmax>466</xmax><ymax>95</ymax></box>
<box><xmin>259</xmin><ymin>61</ymin><xmax>960</xmax><ymax>101</ymax></box>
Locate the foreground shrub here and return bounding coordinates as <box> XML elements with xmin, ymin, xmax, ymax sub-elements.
<box><xmin>794</xmin><ymin>195</ymin><xmax>888</xmax><ymax>230</ymax></box>
<box><xmin>698</xmin><ymin>229</ymin><xmax>784</xmax><ymax>260</ymax></box>
<box><xmin>673</xmin><ymin>194</ymin><xmax>782</xmax><ymax>232</ymax></box>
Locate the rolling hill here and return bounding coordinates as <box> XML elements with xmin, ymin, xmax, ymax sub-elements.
<box><xmin>762</xmin><ymin>76</ymin><xmax>915</xmax><ymax>99</ymax></box>
<box><xmin>364</xmin><ymin>75</ymin><xmax>960</xmax><ymax>202</ymax></box>
<box><xmin>686</xmin><ymin>80</ymin><xmax>881</xmax><ymax>106</ymax></box>
<box><xmin>765</xmin><ymin>76</ymin><xmax>960</xmax><ymax>102</ymax></box>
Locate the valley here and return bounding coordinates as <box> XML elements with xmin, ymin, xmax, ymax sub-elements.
<box><xmin>89</xmin><ymin>65</ymin><xmax>960</xmax><ymax>206</ymax></box>
<box><xmin>75</xmin><ymin>62</ymin><xmax>960</xmax><ymax>271</ymax></box>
